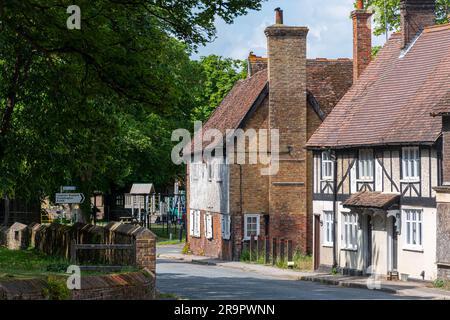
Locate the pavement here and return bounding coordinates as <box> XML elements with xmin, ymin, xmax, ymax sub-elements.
<box><xmin>156</xmin><ymin>244</ymin><xmax>450</xmax><ymax>300</ymax></box>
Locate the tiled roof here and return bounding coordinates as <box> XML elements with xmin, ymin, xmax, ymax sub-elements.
<box><xmin>343</xmin><ymin>191</ymin><xmax>400</xmax><ymax>210</ymax></box>
<box><xmin>186</xmin><ymin>59</ymin><xmax>353</xmax><ymax>154</ymax></box>
<box><xmin>307</xmin><ymin>24</ymin><xmax>450</xmax><ymax>149</ymax></box>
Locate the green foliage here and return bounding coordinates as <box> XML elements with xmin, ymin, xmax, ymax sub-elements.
<box><xmin>359</xmin><ymin>0</ymin><xmax>450</xmax><ymax>36</ymax></box>
<box><xmin>182</xmin><ymin>242</ymin><xmax>191</xmax><ymax>255</ymax></box>
<box><xmin>434</xmin><ymin>279</ymin><xmax>445</xmax><ymax>288</ymax></box>
<box><xmin>372</xmin><ymin>45</ymin><xmax>382</xmax><ymax>58</ymax></box>
<box><xmin>240</xmin><ymin>248</ymin><xmax>313</xmax><ymax>271</ymax></box>
<box><xmin>331</xmin><ymin>267</ymin><xmax>339</xmax><ymax>275</ymax></box>
<box><xmin>0</xmin><ymin>247</ymin><xmax>68</xmax><ymax>279</ymax></box>
<box><xmin>192</xmin><ymin>55</ymin><xmax>247</xmax><ymax>122</ymax></box>
<box><xmin>0</xmin><ymin>1</ymin><xmax>262</xmax><ymax>220</ymax></box>
<box><xmin>42</xmin><ymin>276</ymin><xmax>71</xmax><ymax>300</ymax></box>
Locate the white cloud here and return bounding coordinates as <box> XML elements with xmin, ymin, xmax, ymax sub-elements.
<box><xmin>192</xmin><ymin>0</ymin><xmax>386</xmax><ymax>60</ymax></box>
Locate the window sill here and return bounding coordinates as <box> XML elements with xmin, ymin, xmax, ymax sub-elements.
<box><xmin>322</xmin><ymin>244</ymin><xmax>334</xmax><ymax>248</ymax></box>
<box><xmin>403</xmin><ymin>246</ymin><xmax>424</xmax><ymax>253</ymax></box>
<box><xmin>321</xmin><ymin>178</ymin><xmax>334</xmax><ymax>182</ymax></box>
<box><xmin>356</xmin><ymin>179</ymin><xmax>374</xmax><ymax>183</ymax></box>
<box><xmin>400</xmin><ymin>179</ymin><xmax>420</xmax><ymax>183</ymax></box>
<box><xmin>341</xmin><ymin>247</ymin><xmax>358</xmax><ymax>252</ymax></box>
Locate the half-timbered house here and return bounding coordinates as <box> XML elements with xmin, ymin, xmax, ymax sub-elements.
<box><xmin>185</xmin><ymin>8</ymin><xmax>356</xmax><ymax>260</ymax></box>
<box><xmin>306</xmin><ymin>0</ymin><xmax>450</xmax><ymax>281</ymax></box>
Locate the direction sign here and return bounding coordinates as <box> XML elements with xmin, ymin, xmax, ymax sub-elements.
<box><xmin>55</xmin><ymin>193</ymin><xmax>85</xmax><ymax>204</ymax></box>
<box><xmin>62</xmin><ymin>186</ymin><xmax>77</xmax><ymax>191</ymax></box>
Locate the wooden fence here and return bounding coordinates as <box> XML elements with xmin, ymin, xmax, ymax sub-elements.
<box><xmin>243</xmin><ymin>236</ymin><xmax>294</xmax><ymax>266</ymax></box>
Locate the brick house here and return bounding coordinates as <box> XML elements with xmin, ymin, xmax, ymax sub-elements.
<box><xmin>306</xmin><ymin>0</ymin><xmax>450</xmax><ymax>280</ymax></box>
<box><xmin>186</xmin><ymin>8</ymin><xmax>361</xmax><ymax>260</ymax></box>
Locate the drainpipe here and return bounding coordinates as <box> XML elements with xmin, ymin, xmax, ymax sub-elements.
<box><xmin>331</xmin><ymin>150</ymin><xmax>338</xmax><ymax>270</ymax></box>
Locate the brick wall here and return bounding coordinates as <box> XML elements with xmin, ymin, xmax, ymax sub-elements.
<box><xmin>400</xmin><ymin>0</ymin><xmax>436</xmax><ymax>48</ymax></box>
<box><xmin>188</xmin><ymin>210</ymin><xmax>232</xmax><ymax>259</ymax></box>
<box><xmin>265</xmin><ymin>24</ymin><xmax>310</xmax><ymax>254</ymax></box>
<box><xmin>29</xmin><ymin>222</ymin><xmax>156</xmax><ymax>274</ymax></box>
<box><xmin>436</xmin><ymin>193</ymin><xmax>450</xmax><ymax>279</ymax></box>
<box><xmin>0</xmin><ymin>270</ymin><xmax>155</xmax><ymax>300</ymax></box>
<box><xmin>442</xmin><ymin>117</ymin><xmax>450</xmax><ymax>184</ymax></box>
<box><xmin>0</xmin><ymin>222</ymin><xmax>28</xmax><ymax>250</ymax></box>
<box><xmin>352</xmin><ymin>9</ymin><xmax>372</xmax><ymax>80</ymax></box>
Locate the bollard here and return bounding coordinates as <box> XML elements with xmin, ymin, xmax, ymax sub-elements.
<box><xmin>265</xmin><ymin>237</ymin><xmax>270</xmax><ymax>264</ymax></box>
<box><xmin>250</xmin><ymin>235</ymin><xmax>254</xmax><ymax>261</ymax></box>
<box><xmin>272</xmin><ymin>238</ymin><xmax>277</xmax><ymax>265</ymax></box>
<box><xmin>280</xmin><ymin>239</ymin><xmax>285</xmax><ymax>262</ymax></box>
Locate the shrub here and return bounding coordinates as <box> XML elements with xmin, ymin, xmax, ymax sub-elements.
<box><xmin>182</xmin><ymin>242</ymin><xmax>191</xmax><ymax>255</ymax></box>
<box><xmin>434</xmin><ymin>279</ymin><xmax>446</xmax><ymax>288</ymax></box>
<box><xmin>42</xmin><ymin>276</ymin><xmax>71</xmax><ymax>300</ymax></box>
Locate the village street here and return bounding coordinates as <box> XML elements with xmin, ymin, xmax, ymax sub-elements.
<box><xmin>156</xmin><ymin>245</ymin><xmax>423</xmax><ymax>300</ymax></box>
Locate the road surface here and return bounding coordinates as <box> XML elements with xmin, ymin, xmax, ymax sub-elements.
<box><xmin>156</xmin><ymin>246</ymin><xmax>419</xmax><ymax>300</ymax></box>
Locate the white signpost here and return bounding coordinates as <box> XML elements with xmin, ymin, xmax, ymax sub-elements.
<box><xmin>55</xmin><ymin>193</ymin><xmax>85</xmax><ymax>204</ymax></box>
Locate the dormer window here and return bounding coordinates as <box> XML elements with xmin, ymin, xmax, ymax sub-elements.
<box><xmin>358</xmin><ymin>149</ymin><xmax>373</xmax><ymax>181</ymax></box>
<box><xmin>321</xmin><ymin>151</ymin><xmax>333</xmax><ymax>180</ymax></box>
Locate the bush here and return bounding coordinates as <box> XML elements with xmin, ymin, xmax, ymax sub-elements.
<box><xmin>182</xmin><ymin>242</ymin><xmax>191</xmax><ymax>255</ymax></box>
<box><xmin>42</xmin><ymin>276</ymin><xmax>71</xmax><ymax>300</ymax></box>
<box><xmin>433</xmin><ymin>279</ymin><xmax>446</xmax><ymax>288</ymax></box>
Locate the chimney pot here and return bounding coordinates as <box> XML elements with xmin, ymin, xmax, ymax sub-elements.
<box><xmin>356</xmin><ymin>0</ymin><xmax>364</xmax><ymax>10</ymax></box>
<box><xmin>275</xmin><ymin>7</ymin><xmax>283</xmax><ymax>24</ymax></box>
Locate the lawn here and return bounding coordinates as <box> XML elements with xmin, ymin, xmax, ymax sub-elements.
<box><xmin>149</xmin><ymin>223</ymin><xmax>186</xmax><ymax>245</ymax></box>
<box><xmin>0</xmin><ymin>247</ymin><xmax>69</xmax><ymax>280</ymax></box>
<box><xmin>0</xmin><ymin>247</ymin><xmax>138</xmax><ymax>280</ymax></box>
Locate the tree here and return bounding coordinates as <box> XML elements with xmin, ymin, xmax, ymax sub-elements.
<box><xmin>192</xmin><ymin>55</ymin><xmax>247</xmax><ymax>122</ymax></box>
<box><xmin>0</xmin><ymin>0</ymin><xmax>265</xmax><ymax>220</ymax></box>
<box><xmin>360</xmin><ymin>0</ymin><xmax>450</xmax><ymax>36</ymax></box>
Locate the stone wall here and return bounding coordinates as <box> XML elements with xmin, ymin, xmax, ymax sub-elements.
<box><xmin>0</xmin><ymin>222</ymin><xmax>28</xmax><ymax>250</ymax></box>
<box><xmin>29</xmin><ymin>222</ymin><xmax>156</xmax><ymax>273</ymax></box>
<box><xmin>0</xmin><ymin>270</ymin><xmax>155</xmax><ymax>300</ymax></box>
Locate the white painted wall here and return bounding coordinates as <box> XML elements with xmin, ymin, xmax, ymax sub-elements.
<box><xmin>397</xmin><ymin>205</ymin><xmax>437</xmax><ymax>281</ymax></box>
<box><xmin>314</xmin><ymin>200</ymin><xmax>437</xmax><ymax>279</ymax></box>
<box><xmin>189</xmin><ymin>157</ymin><xmax>229</xmax><ymax>214</ymax></box>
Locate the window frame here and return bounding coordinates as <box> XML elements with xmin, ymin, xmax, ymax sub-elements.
<box><xmin>321</xmin><ymin>151</ymin><xmax>333</xmax><ymax>180</ymax></box>
<box><xmin>204</xmin><ymin>213</ymin><xmax>213</xmax><ymax>239</ymax></box>
<box><xmin>323</xmin><ymin>211</ymin><xmax>334</xmax><ymax>247</ymax></box>
<box><xmin>358</xmin><ymin>149</ymin><xmax>374</xmax><ymax>181</ymax></box>
<box><xmin>244</xmin><ymin>214</ymin><xmax>260</xmax><ymax>240</ymax></box>
<box><xmin>191</xmin><ymin>163</ymin><xmax>200</xmax><ymax>181</ymax></box>
<box><xmin>341</xmin><ymin>212</ymin><xmax>358</xmax><ymax>251</ymax></box>
<box><xmin>404</xmin><ymin>209</ymin><xmax>423</xmax><ymax>251</ymax></box>
<box><xmin>190</xmin><ymin>210</ymin><xmax>201</xmax><ymax>238</ymax></box>
<box><xmin>221</xmin><ymin>214</ymin><xmax>231</xmax><ymax>240</ymax></box>
<box><xmin>402</xmin><ymin>147</ymin><xmax>420</xmax><ymax>181</ymax></box>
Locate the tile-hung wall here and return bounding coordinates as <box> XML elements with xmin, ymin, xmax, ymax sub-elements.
<box><xmin>312</xmin><ymin>146</ymin><xmax>440</xmax><ymax>280</ymax></box>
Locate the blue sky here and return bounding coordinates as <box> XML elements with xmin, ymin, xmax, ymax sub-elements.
<box><xmin>193</xmin><ymin>0</ymin><xmax>387</xmax><ymax>60</ymax></box>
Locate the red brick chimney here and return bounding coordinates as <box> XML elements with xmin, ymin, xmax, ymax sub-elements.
<box><xmin>265</xmin><ymin>9</ymin><xmax>310</xmax><ymax>252</ymax></box>
<box><xmin>400</xmin><ymin>0</ymin><xmax>436</xmax><ymax>48</ymax></box>
<box><xmin>351</xmin><ymin>1</ymin><xmax>373</xmax><ymax>81</ymax></box>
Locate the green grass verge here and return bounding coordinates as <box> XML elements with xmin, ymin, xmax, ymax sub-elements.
<box><xmin>0</xmin><ymin>247</ymin><xmax>138</xmax><ymax>280</ymax></box>
<box><xmin>150</xmin><ymin>224</ymin><xmax>186</xmax><ymax>245</ymax></box>
<box><xmin>433</xmin><ymin>279</ymin><xmax>450</xmax><ymax>291</ymax></box>
<box><xmin>240</xmin><ymin>248</ymin><xmax>313</xmax><ymax>272</ymax></box>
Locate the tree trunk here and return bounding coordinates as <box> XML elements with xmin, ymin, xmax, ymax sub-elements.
<box><xmin>3</xmin><ymin>195</ymin><xmax>10</xmax><ymax>226</ymax></box>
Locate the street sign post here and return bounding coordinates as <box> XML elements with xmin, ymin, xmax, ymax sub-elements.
<box><xmin>55</xmin><ymin>193</ymin><xmax>85</xmax><ymax>204</ymax></box>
